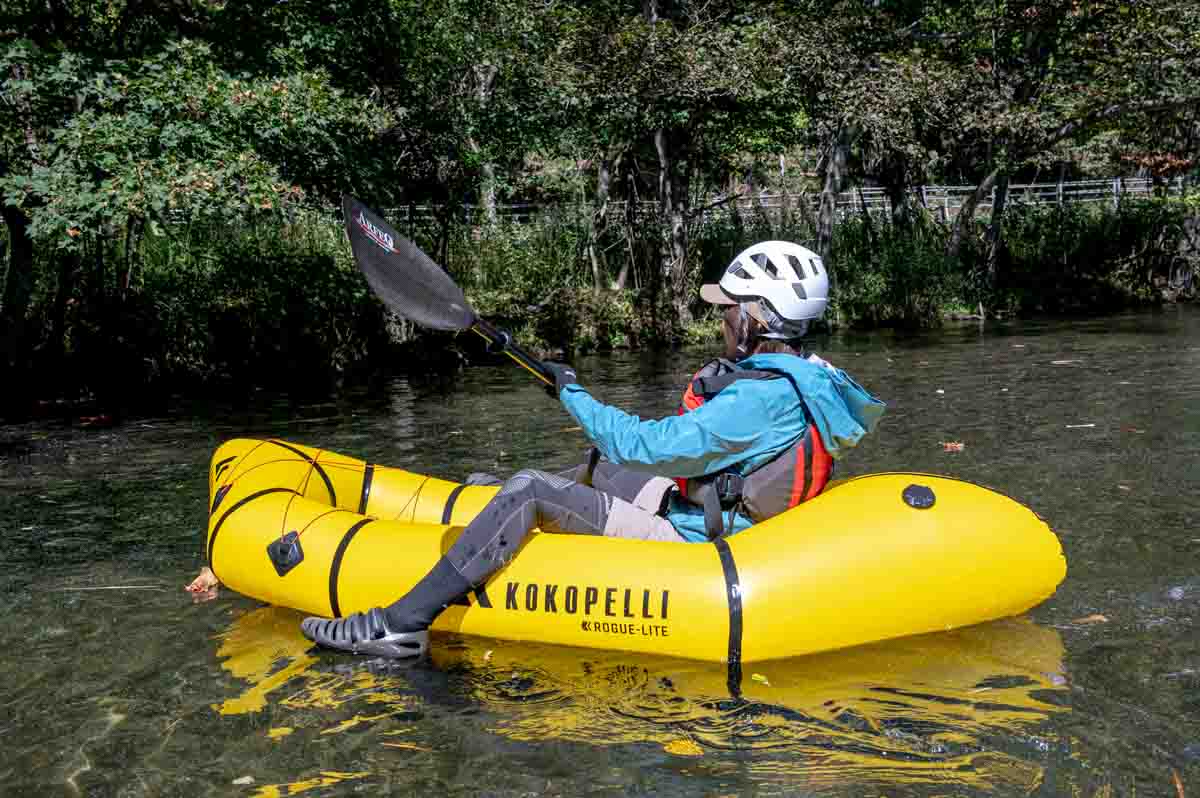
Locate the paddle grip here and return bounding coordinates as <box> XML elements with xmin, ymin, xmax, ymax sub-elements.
<box><xmin>472</xmin><ymin>318</ymin><xmax>554</xmax><ymax>387</ymax></box>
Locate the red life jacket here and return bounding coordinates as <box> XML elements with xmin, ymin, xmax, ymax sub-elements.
<box><xmin>675</xmin><ymin>358</ymin><xmax>833</xmax><ymax>537</ymax></box>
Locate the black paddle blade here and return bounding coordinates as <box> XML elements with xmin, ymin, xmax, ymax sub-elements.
<box><xmin>342</xmin><ymin>196</ymin><xmax>477</xmax><ymax>331</ymax></box>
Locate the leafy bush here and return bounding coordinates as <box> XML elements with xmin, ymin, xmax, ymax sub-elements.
<box><xmin>832</xmin><ymin>211</ymin><xmax>965</xmax><ymax>327</ymax></box>
<box><xmin>21</xmin><ymin>213</ymin><xmax>389</xmax><ymax>401</ymax></box>
<box><xmin>992</xmin><ymin>198</ymin><xmax>1192</xmax><ymax>313</ymax></box>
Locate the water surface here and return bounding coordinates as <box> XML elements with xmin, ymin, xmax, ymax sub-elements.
<box><xmin>1</xmin><ymin>309</ymin><xmax>1197</xmax><ymax>796</ymax></box>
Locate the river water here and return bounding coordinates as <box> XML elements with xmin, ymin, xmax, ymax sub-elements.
<box><xmin>1</xmin><ymin>309</ymin><xmax>1197</xmax><ymax>797</ymax></box>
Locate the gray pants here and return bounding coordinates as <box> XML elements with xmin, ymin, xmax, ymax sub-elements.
<box><xmin>445</xmin><ymin>468</ymin><xmax>682</xmax><ymax>586</ymax></box>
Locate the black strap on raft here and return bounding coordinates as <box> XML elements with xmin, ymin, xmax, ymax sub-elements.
<box><xmin>703</xmin><ymin>473</ymin><xmax>745</xmax><ymax>540</ymax></box>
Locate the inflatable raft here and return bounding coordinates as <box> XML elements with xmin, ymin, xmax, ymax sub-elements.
<box><xmin>206</xmin><ymin>438</ymin><xmax>1066</xmax><ymax>664</ymax></box>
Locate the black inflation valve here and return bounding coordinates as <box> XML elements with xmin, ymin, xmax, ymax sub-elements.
<box><xmin>902</xmin><ymin>484</ymin><xmax>936</xmax><ymax>509</ymax></box>
<box><xmin>267</xmin><ymin>530</ymin><xmax>305</xmax><ymax>576</ymax></box>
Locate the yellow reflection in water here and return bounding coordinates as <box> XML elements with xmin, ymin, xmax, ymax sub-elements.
<box><xmin>248</xmin><ymin>770</ymin><xmax>370</xmax><ymax>798</ymax></box>
<box><xmin>212</xmin><ymin>606</ymin><xmax>316</xmax><ymax>715</ymax></box>
<box><xmin>215</xmin><ymin>606</ymin><xmax>1067</xmax><ymax>793</ymax></box>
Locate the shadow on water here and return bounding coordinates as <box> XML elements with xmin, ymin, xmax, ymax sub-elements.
<box><xmin>214</xmin><ymin>606</ymin><xmax>1068</xmax><ymax>796</ymax></box>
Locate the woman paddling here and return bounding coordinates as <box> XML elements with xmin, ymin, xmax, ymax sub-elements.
<box><xmin>300</xmin><ymin>240</ymin><xmax>885</xmax><ymax>658</ymax></box>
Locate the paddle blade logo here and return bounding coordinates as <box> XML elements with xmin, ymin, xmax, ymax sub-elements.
<box><xmin>356</xmin><ymin>210</ymin><xmax>395</xmax><ymax>253</ymax></box>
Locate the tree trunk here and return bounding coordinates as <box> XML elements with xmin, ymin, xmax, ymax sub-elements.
<box><xmin>470</xmin><ymin>64</ymin><xmax>499</xmax><ymax>225</ymax></box>
<box><xmin>985</xmin><ymin>173</ymin><xmax>1010</xmax><ymax>289</ymax></box>
<box><xmin>588</xmin><ymin>152</ymin><xmax>615</xmax><ymax>293</ymax></box>
<box><xmin>615</xmin><ymin>157</ymin><xmax>637</xmax><ymax>291</ymax></box>
<box><xmin>47</xmin><ymin>249</ymin><xmax>78</xmax><ymax>373</ymax></box>
<box><xmin>11</xmin><ymin>64</ymin><xmax>45</xmax><ymax>167</ymax></box>
<box><xmin>655</xmin><ymin>128</ymin><xmax>691</xmax><ymax>328</ymax></box>
<box><xmin>778</xmin><ymin>154</ymin><xmax>791</xmax><ymax>227</ymax></box>
<box><xmin>816</xmin><ymin>127</ymin><xmax>850</xmax><ymax>310</ymax></box>
<box><xmin>122</xmin><ymin>216</ymin><xmax>142</xmax><ymax>300</ymax></box>
<box><xmin>883</xmin><ymin>156</ymin><xmax>910</xmax><ymax>226</ymax></box>
<box><xmin>1</xmin><ymin>204</ymin><xmax>34</xmax><ymax>375</ymax></box>
<box><xmin>857</xmin><ymin>186</ymin><xmax>878</xmax><ymax>250</ymax></box>
<box><xmin>479</xmin><ymin>162</ymin><xmax>497</xmax><ymax>222</ymax></box>
<box><xmin>817</xmin><ymin>129</ymin><xmax>849</xmax><ymax>260</ymax></box>
<box><xmin>946</xmin><ymin>167</ymin><xmax>1000</xmax><ymax>260</ymax></box>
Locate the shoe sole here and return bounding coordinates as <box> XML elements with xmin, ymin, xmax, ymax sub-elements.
<box><xmin>302</xmin><ymin>618</ymin><xmax>429</xmax><ymax>659</ymax></box>
<box><xmin>349</xmin><ymin>630</ymin><xmax>428</xmax><ymax>658</ymax></box>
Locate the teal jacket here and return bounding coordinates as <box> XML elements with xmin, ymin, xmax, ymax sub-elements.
<box><xmin>560</xmin><ymin>353</ymin><xmax>886</xmax><ymax>542</ymax></box>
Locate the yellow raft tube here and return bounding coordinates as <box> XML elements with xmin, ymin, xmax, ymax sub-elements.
<box><xmin>207</xmin><ymin>438</ymin><xmax>1066</xmax><ymax>664</ymax></box>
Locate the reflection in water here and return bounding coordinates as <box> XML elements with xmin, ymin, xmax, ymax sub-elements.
<box><xmin>216</xmin><ymin>606</ymin><xmax>1067</xmax><ymax>793</ymax></box>
<box><xmin>248</xmin><ymin>770</ymin><xmax>372</xmax><ymax>798</ymax></box>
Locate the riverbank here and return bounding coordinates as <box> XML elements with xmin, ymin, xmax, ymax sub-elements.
<box><xmin>1</xmin><ymin>197</ymin><xmax>1195</xmax><ymax>420</ymax></box>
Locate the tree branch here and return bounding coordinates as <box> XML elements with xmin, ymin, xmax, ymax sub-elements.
<box><xmin>686</xmin><ymin>190</ymin><xmax>745</xmax><ymax>220</ymax></box>
<box><xmin>1046</xmin><ymin>98</ymin><xmax>1196</xmax><ymax>149</ymax></box>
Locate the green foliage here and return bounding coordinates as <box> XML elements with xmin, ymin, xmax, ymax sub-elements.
<box><xmin>1</xmin><ymin>39</ymin><xmax>386</xmax><ymax>247</ymax></box>
<box><xmin>823</xmin><ymin>198</ymin><xmax>1199</xmax><ymax>324</ymax></box>
<box><xmin>3</xmin><ymin>0</ymin><xmax>1199</xmax><ymax>410</ymax></box>
<box><xmin>450</xmin><ymin>216</ymin><xmax>642</xmax><ymax>354</ymax></box>
<box><xmin>832</xmin><ymin>212</ymin><xmax>966</xmax><ymax>328</ymax></box>
<box><xmin>454</xmin><ymin>218</ymin><xmax>588</xmax><ymax>295</ymax></box>
<box><xmin>991</xmin><ymin>199</ymin><xmax>1193</xmax><ymax>313</ymax></box>
<box><xmin>17</xmin><ymin>214</ymin><xmax>389</xmax><ymax>400</ymax></box>
<box><xmin>140</xmin><ymin>216</ymin><xmax>385</xmax><ymax>385</ymax></box>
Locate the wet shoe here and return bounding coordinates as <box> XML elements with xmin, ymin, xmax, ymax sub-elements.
<box><xmin>464</xmin><ymin>472</ymin><xmax>503</xmax><ymax>486</ymax></box>
<box><xmin>301</xmin><ymin>607</ymin><xmax>428</xmax><ymax>658</ymax></box>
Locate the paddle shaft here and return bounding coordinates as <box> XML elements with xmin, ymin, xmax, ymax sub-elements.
<box><xmin>470</xmin><ymin>317</ymin><xmax>554</xmax><ymax>387</ymax></box>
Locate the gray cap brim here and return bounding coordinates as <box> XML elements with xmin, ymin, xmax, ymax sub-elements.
<box><xmin>700</xmin><ymin>283</ymin><xmax>738</xmax><ymax>305</ymax></box>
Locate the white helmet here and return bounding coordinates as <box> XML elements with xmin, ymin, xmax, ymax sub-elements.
<box><xmin>700</xmin><ymin>241</ymin><xmax>828</xmax><ymax>338</ymax></box>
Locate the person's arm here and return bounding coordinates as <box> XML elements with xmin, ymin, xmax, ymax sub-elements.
<box><xmin>558</xmin><ymin>382</ymin><xmax>792</xmax><ymax>477</ymax></box>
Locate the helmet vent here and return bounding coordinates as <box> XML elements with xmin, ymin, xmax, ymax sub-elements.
<box><xmin>809</xmin><ymin>258</ymin><xmax>821</xmax><ymax>275</ymax></box>
<box><xmin>792</xmin><ymin>282</ymin><xmax>808</xmax><ymax>300</ymax></box>
<box><xmin>761</xmin><ymin>257</ymin><xmax>781</xmax><ymax>279</ymax></box>
<box><xmin>731</xmin><ymin>266</ymin><xmax>752</xmax><ymax>280</ymax></box>
<box><xmin>787</xmin><ymin>254</ymin><xmax>806</xmax><ymax>277</ymax></box>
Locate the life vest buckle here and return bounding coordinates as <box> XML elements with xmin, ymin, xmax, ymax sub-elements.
<box><xmin>711</xmin><ymin>472</ymin><xmax>745</xmax><ymax>504</ymax></box>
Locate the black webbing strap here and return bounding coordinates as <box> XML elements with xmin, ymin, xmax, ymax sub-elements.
<box><xmin>703</xmin><ymin>490</ymin><xmax>725</xmax><ymax>540</ymax></box>
<box><xmin>702</xmin><ymin>473</ymin><xmax>745</xmax><ymax>540</ymax></box>
<box><xmin>581</xmin><ymin>447</ymin><xmax>602</xmax><ymax>488</ymax></box>
<box><xmin>692</xmin><ymin>369</ymin><xmax>780</xmax><ymax>398</ymax></box>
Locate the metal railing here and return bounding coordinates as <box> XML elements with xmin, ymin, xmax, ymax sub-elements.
<box><xmin>378</xmin><ymin>176</ymin><xmax>1188</xmax><ymax>226</ymax></box>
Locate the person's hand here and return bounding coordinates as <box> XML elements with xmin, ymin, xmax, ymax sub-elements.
<box><xmin>543</xmin><ymin>362</ymin><xmax>579</xmax><ymax>398</ymax></box>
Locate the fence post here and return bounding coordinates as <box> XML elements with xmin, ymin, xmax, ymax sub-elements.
<box><xmin>1112</xmin><ymin>177</ymin><xmax>1120</xmax><ymax>209</ymax></box>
